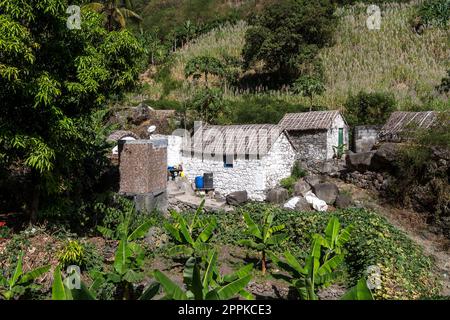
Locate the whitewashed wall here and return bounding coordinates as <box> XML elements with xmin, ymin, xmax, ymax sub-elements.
<box><xmin>326</xmin><ymin>114</ymin><xmax>349</xmax><ymax>159</ymax></box>
<box><xmin>182</xmin><ymin>156</ymin><xmax>267</xmax><ymax>201</ymax></box>
<box><xmin>263</xmin><ymin>133</ymin><xmax>296</xmax><ymax>189</ymax></box>
<box><xmin>182</xmin><ymin>133</ymin><xmax>296</xmax><ymax>201</ymax></box>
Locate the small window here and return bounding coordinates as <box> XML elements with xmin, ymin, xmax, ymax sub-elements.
<box><xmin>223</xmin><ymin>154</ymin><xmax>233</xmax><ymax>168</ymax></box>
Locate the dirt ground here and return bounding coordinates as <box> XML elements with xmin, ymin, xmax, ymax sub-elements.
<box><xmin>334</xmin><ymin>178</ymin><xmax>450</xmax><ymax>296</ymax></box>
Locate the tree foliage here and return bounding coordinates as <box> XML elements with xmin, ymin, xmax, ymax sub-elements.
<box><xmin>344</xmin><ymin>91</ymin><xmax>396</xmax><ymax>126</ymax></box>
<box><xmin>184</xmin><ymin>56</ymin><xmax>226</xmax><ymax>87</ymax></box>
<box><xmin>0</xmin><ymin>0</ymin><xmax>144</xmax><ymax>222</ymax></box>
<box><xmin>85</xmin><ymin>0</ymin><xmax>143</xmax><ymax>31</ymax></box>
<box><xmin>242</xmin><ymin>0</ymin><xmax>336</xmax><ymax>80</ymax></box>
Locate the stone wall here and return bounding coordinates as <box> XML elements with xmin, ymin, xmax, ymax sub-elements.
<box><xmin>181</xmin><ymin>134</ymin><xmax>295</xmax><ymax>201</ymax></box>
<box><xmin>353</xmin><ymin>125</ymin><xmax>381</xmax><ymax>153</ymax></box>
<box><xmin>341</xmin><ymin>170</ymin><xmax>391</xmax><ymax>192</ymax></box>
<box><xmin>263</xmin><ymin>133</ymin><xmax>296</xmax><ymax>190</ymax></box>
<box><xmin>287</xmin><ymin>129</ymin><xmax>328</xmax><ymax>162</ymax></box>
<box><xmin>119</xmin><ymin>139</ymin><xmax>167</xmax><ymax>194</ymax></box>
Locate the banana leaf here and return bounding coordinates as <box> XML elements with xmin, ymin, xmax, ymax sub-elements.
<box><xmin>154</xmin><ymin>270</ymin><xmax>188</xmax><ymax>300</ymax></box>
<box><xmin>217</xmin><ymin>274</ymin><xmax>252</xmax><ymax>300</ymax></box>
<box><xmin>19</xmin><ymin>265</ymin><xmax>50</xmax><ymax>284</ymax></box>
<box><xmin>52</xmin><ymin>266</ymin><xmax>68</xmax><ymax>300</ymax></box>
<box><xmin>341</xmin><ymin>278</ymin><xmax>374</xmax><ymax>300</ymax></box>
<box><xmin>243</xmin><ymin>212</ymin><xmax>262</xmax><ymax>239</ymax></box>
<box><xmin>139</xmin><ymin>282</ymin><xmax>160</xmax><ymax>300</ymax></box>
<box><xmin>128</xmin><ymin>221</ymin><xmax>152</xmax><ymax>241</ymax></box>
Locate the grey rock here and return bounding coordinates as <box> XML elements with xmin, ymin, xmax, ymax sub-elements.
<box><xmin>312</xmin><ymin>183</ymin><xmax>339</xmax><ymax>205</ymax></box>
<box><xmin>295</xmin><ymin>197</ymin><xmax>312</xmax><ymax>211</ymax></box>
<box><xmin>266</xmin><ymin>188</ymin><xmax>289</xmax><ymax>204</ymax></box>
<box><xmin>304</xmin><ymin>175</ymin><xmax>322</xmax><ymax>187</ymax></box>
<box><xmin>346</xmin><ymin>151</ymin><xmax>376</xmax><ymax>172</ymax></box>
<box><xmin>370</xmin><ymin>143</ymin><xmax>399</xmax><ymax>171</ymax></box>
<box><xmin>294</xmin><ymin>180</ymin><xmax>311</xmax><ymax>196</ymax></box>
<box><xmin>129</xmin><ymin>103</ymin><xmax>151</xmax><ymax>125</ymax></box>
<box><xmin>226</xmin><ymin>191</ymin><xmax>248</xmax><ymax>206</ymax></box>
<box><xmin>335</xmin><ymin>193</ymin><xmax>352</xmax><ymax>209</ymax></box>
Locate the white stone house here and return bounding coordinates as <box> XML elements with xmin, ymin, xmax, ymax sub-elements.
<box><xmin>180</xmin><ymin>124</ymin><xmax>296</xmax><ymax>201</ymax></box>
<box><xmin>278</xmin><ymin>111</ymin><xmax>349</xmax><ymax>171</ymax></box>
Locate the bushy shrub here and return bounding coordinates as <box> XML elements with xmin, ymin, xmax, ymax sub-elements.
<box><xmin>280</xmin><ymin>177</ymin><xmax>297</xmax><ymax>195</ymax></box>
<box><xmin>417</xmin><ymin>0</ymin><xmax>450</xmax><ymax>28</ymax></box>
<box><xmin>344</xmin><ymin>91</ymin><xmax>396</xmax><ymax>126</ymax></box>
<box><xmin>57</xmin><ymin>240</ymin><xmax>84</xmax><ymax>269</ymax></box>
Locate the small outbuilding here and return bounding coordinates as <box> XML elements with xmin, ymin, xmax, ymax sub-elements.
<box><xmin>181</xmin><ymin>124</ymin><xmax>296</xmax><ymax>201</ymax></box>
<box><xmin>278</xmin><ymin>111</ymin><xmax>349</xmax><ymax>170</ymax></box>
<box><xmin>378</xmin><ymin>111</ymin><xmax>438</xmax><ymax>142</ymax></box>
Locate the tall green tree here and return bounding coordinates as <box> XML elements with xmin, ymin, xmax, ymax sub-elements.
<box><xmin>0</xmin><ymin>0</ymin><xmax>144</xmax><ymax>223</ymax></box>
<box><xmin>242</xmin><ymin>0</ymin><xmax>336</xmax><ymax>80</ymax></box>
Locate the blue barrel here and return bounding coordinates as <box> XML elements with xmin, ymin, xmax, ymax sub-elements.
<box><xmin>195</xmin><ymin>176</ymin><xmax>204</xmax><ymax>189</ymax></box>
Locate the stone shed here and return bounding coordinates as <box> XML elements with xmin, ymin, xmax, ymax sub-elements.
<box><xmin>278</xmin><ymin>111</ymin><xmax>349</xmax><ymax>170</ymax></box>
<box><xmin>378</xmin><ymin>111</ymin><xmax>438</xmax><ymax>142</ymax></box>
<box><xmin>181</xmin><ymin>124</ymin><xmax>296</xmax><ymax>201</ymax></box>
<box><xmin>353</xmin><ymin>125</ymin><xmax>381</xmax><ymax>153</ymax></box>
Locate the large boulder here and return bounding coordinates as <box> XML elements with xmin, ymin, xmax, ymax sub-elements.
<box><xmin>295</xmin><ymin>197</ymin><xmax>312</xmax><ymax>211</ymax></box>
<box><xmin>335</xmin><ymin>193</ymin><xmax>352</xmax><ymax>209</ymax></box>
<box><xmin>226</xmin><ymin>191</ymin><xmax>248</xmax><ymax>206</ymax></box>
<box><xmin>266</xmin><ymin>188</ymin><xmax>289</xmax><ymax>204</ymax></box>
<box><xmin>370</xmin><ymin>143</ymin><xmax>399</xmax><ymax>171</ymax></box>
<box><xmin>129</xmin><ymin>103</ymin><xmax>151</xmax><ymax>125</ymax></box>
<box><xmin>346</xmin><ymin>151</ymin><xmax>376</xmax><ymax>172</ymax></box>
<box><xmin>312</xmin><ymin>183</ymin><xmax>339</xmax><ymax>205</ymax></box>
<box><xmin>294</xmin><ymin>180</ymin><xmax>311</xmax><ymax>196</ymax></box>
<box><xmin>304</xmin><ymin>175</ymin><xmax>323</xmax><ymax>187</ymax></box>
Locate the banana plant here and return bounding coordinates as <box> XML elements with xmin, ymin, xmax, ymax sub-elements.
<box><xmin>0</xmin><ymin>251</ymin><xmax>50</xmax><ymax>300</ymax></box>
<box><xmin>154</xmin><ymin>250</ymin><xmax>253</xmax><ymax>300</ymax></box>
<box><xmin>239</xmin><ymin>210</ymin><xmax>288</xmax><ymax>274</ymax></box>
<box><xmin>164</xmin><ymin>199</ymin><xmax>217</xmax><ymax>257</ymax></box>
<box><xmin>52</xmin><ymin>265</ymin><xmax>160</xmax><ymax>300</ymax></box>
<box><xmin>97</xmin><ymin>220</ymin><xmax>154</xmax><ymax>300</ymax></box>
<box><xmin>272</xmin><ymin>217</ymin><xmax>352</xmax><ymax>300</ymax></box>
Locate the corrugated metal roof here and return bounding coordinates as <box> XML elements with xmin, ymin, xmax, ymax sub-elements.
<box><xmin>379</xmin><ymin>111</ymin><xmax>438</xmax><ymax>141</ymax></box>
<box><xmin>184</xmin><ymin>124</ymin><xmax>284</xmax><ymax>156</ymax></box>
<box><xmin>278</xmin><ymin>111</ymin><xmax>341</xmax><ymax>130</ymax></box>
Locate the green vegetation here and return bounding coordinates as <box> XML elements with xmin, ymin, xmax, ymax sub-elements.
<box><xmin>57</xmin><ymin>240</ymin><xmax>85</xmax><ymax>268</ymax></box>
<box><xmin>85</xmin><ymin>0</ymin><xmax>143</xmax><ymax>31</ymax></box>
<box><xmin>242</xmin><ymin>0</ymin><xmax>336</xmax><ymax>81</ymax></box>
<box><xmin>154</xmin><ymin>251</ymin><xmax>253</xmax><ymax>300</ymax></box>
<box><xmin>0</xmin><ymin>251</ymin><xmax>50</xmax><ymax>300</ymax></box>
<box><xmin>164</xmin><ymin>200</ymin><xmax>217</xmax><ymax>257</ymax></box>
<box><xmin>0</xmin><ymin>0</ymin><xmax>145</xmax><ymax>223</ymax></box>
<box><xmin>344</xmin><ymin>91</ymin><xmax>397</xmax><ymax>126</ymax></box>
<box><xmin>272</xmin><ymin>217</ymin><xmax>353</xmax><ymax>300</ymax></box>
<box><xmin>239</xmin><ymin>210</ymin><xmax>288</xmax><ymax>275</ymax></box>
<box><xmin>416</xmin><ymin>0</ymin><xmax>450</xmax><ymax>28</ymax></box>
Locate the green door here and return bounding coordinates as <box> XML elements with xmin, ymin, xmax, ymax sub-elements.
<box><xmin>338</xmin><ymin>128</ymin><xmax>344</xmax><ymax>146</ymax></box>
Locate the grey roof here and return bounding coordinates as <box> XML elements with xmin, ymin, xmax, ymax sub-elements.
<box><xmin>379</xmin><ymin>111</ymin><xmax>438</xmax><ymax>140</ymax></box>
<box><xmin>184</xmin><ymin>124</ymin><xmax>284</xmax><ymax>156</ymax></box>
<box><xmin>278</xmin><ymin>111</ymin><xmax>342</xmax><ymax>130</ymax></box>
<box><xmin>106</xmin><ymin>130</ymin><xmax>139</xmax><ymax>142</ymax></box>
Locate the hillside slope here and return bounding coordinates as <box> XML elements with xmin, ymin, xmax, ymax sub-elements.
<box><xmin>150</xmin><ymin>1</ymin><xmax>449</xmax><ymax>110</ymax></box>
